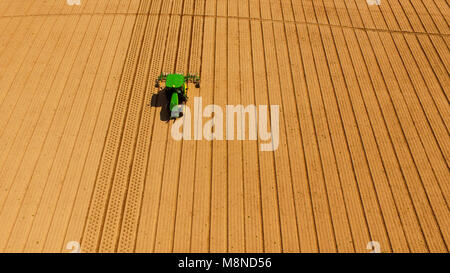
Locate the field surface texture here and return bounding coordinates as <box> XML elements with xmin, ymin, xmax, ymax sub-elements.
<box><xmin>0</xmin><ymin>0</ymin><xmax>448</xmax><ymax>253</ymax></box>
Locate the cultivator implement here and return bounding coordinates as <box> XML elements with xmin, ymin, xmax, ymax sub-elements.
<box><xmin>154</xmin><ymin>73</ymin><xmax>200</xmax><ymax>89</ymax></box>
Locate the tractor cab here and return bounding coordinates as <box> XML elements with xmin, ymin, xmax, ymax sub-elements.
<box><xmin>154</xmin><ymin>73</ymin><xmax>200</xmax><ymax>120</ymax></box>
<box><xmin>166</xmin><ymin>74</ymin><xmax>187</xmax><ymax>119</ymax></box>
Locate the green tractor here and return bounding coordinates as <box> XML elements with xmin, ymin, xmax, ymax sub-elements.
<box><xmin>154</xmin><ymin>73</ymin><xmax>200</xmax><ymax>119</ymax></box>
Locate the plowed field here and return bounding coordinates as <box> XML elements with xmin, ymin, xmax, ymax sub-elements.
<box><xmin>0</xmin><ymin>0</ymin><xmax>448</xmax><ymax>253</ymax></box>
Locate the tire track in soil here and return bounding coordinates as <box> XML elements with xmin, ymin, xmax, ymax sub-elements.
<box><xmin>376</xmin><ymin>32</ymin><xmax>450</xmax><ymax>211</ymax></box>
<box><xmin>129</xmin><ymin>1</ymin><xmax>178</xmax><ymax>253</ymax></box>
<box><xmin>134</xmin><ymin>0</ymin><xmax>184</xmax><ymax>253</ymax></box>
<box><xmin>340</xmin><ymin>26</ymin><xmax>421</xmax><ymax>253</ymax></box>
<box><xmin>5</xmin><ymin>14</ymin><xmax>110</xmax><ymax>253</ymax></box>
<box><xmin>391</xmin><ymin>34</ymin><xmax>450</xmax><ymax>164</ymax></box>
<box><xmin>115</xmin><ymin>10</ymin><xmax>168</xmax><ymax>252</ymax></box>
<box><xmin>226</xmin><ymin>15</ymin><xmax>245</xmax><ymax>253</ymax></box>
<box><xmin>249</xmin><ymin>19</ymin><xmax>282</xmax><ymax>253</ymax></box>
<box><xmin>172</xmin><ymin>0</ymin><xmax>205</xmax><ymax>253</ymax></box>
<box><xmin>328</xmin><ymin>25</ymin><xmax>408</xmax><ymax>253</ymax></box>
<box><xmin>153</xmin><ymin>1</ymin><xmax>194</xmax><ymax>253</ymax></box>
<box><xmin>209</xmin><ymin>0</ymin><xmax>228</xmax><ymax>251</ymax></box>
<box><xmin>131</xmin><ymin>2</ymin><xmax>177</xmax><ymax>253</ymax></box>
<box><xmin>189</xmin><ymin>15</ymin><xmax>215</xmax><ymax>253</ymax></box>
<box><xmin>319</xmin><ymin>24</ymin><xmax>394</xmax><ymax>253</ymax></box>
<box><xmin>80</xmin><ymin>0</ymin><xmax>152</xmax><ymax>253</ymax></box>
<box><xmin>261</xmin><ymin>17</ymin><xmax>302</xmax><ymax>253</ymax></box>
<box><xmin>97</xmin><ymin>10</ymin><xmax>163</xmax><ymax>253</ymax></box>
<box><xmin>6</xmin><ymin>13</ymin><xmax>117</xmax><ymax>252</ymax></box>
<box><xmin>21</xmin><ymin>2</ymin><xmax>130</xmax><ymax>253</ymax></box>
<box><xmin>309</xmin><ymin>23</ymin><xmax>371</xmax><ymax>253</ymax></box>
<box><xmin>237</xmin><ymin>0</ymin><xmax>265</xmax><ymax>253</ymax></box>
<box><xmin>61</xmin><ymin>14</ymin><xmax>137</xmax><ymax>253</ymax></box>
<box><xmin>356</xmin><ymin>28</ymin><xmax>448</xmax><ymax>252</ymax></box>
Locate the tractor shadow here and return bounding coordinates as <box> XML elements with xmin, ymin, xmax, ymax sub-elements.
<box><xmin>150</xmin><ymin>87</ymin><xmax>171</xmax><ymax>122</ymax></box>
